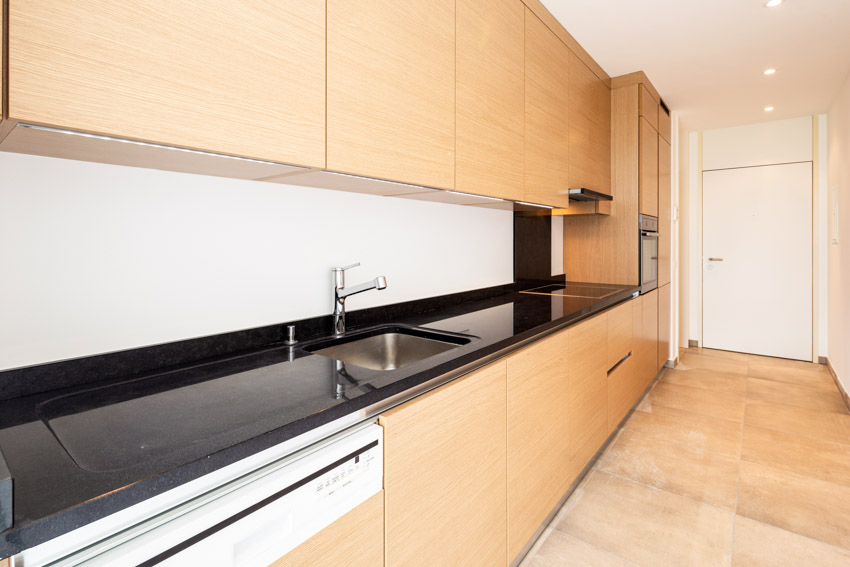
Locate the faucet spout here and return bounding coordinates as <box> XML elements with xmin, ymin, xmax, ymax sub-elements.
<box><xmin>337</xmin><ymin>276</ymin><xmax>387</xmax><ymax>299</ymax></box>
<box><xmin>331</xmin><ymin>264</ymin><xmax>387</xmax><ymax>335</ymax></box>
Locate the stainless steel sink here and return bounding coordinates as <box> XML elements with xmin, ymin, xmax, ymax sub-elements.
<box><xmin>306</xmin><ymin>327</ymin><xmax>472</xmax><ymax>371</ymax></box>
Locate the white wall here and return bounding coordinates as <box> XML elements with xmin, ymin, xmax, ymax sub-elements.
<box><xmin>827</xmin><ymin>71</ymin><xmax>850</xmax><ymax>391</ymax></box>
<box><xmin>0</xmin><ymin>153</ymin><xmax>513</xmax><ymax>371</ymax></box>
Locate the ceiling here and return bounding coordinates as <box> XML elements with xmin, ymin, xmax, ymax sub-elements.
<box><xmin>541</xmin><ymin>0</ymin><xmax>850</xmax><ymax>132</ymax></box>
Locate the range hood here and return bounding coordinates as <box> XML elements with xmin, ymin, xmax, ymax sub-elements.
<box><xmin>565</xmin><ymin>188</ymin><xmax>613</xmax><ymax>202</ymax></box>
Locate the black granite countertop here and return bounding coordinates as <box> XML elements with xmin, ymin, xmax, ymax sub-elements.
<box><xmin>0</xmin><ymin>282</ymin><xmax>638</xmax><ymax>557</ymax></box>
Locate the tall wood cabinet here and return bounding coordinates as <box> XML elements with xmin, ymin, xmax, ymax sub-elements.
<box><xmin>658</xmin><ymin>284</ymin><xmax>671</xmax><ymax>370</ymax></box>
<box><xmin>7</xmin><ymin>0</ymin><xmax>326</xmax><ymax>167</ymax></box>
<box><xmin>379</xmin><ymin>362</ymin><xmax>507</xmax><ymax>567</ymax></box>
<box><xmin>568</xmin><ymin>52</ymin><xmax>612</xmax><ymax>196</ymax></box>
<box><xmin>658</xmin><ymin>137</ymin><xmax>672</xmax><ymax>286</ymax></box>
<box><xmin>639</xmin><ymin>117</ymin><xmax>659</xmax><ymax>216</ymax></box>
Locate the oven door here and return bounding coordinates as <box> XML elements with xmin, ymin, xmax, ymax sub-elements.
<box><xmin>640</xmin><ymin>232</ymin><xmax>658</xmax><ymax>294</ymax></box>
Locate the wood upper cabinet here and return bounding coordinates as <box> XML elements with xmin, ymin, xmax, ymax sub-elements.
<box><xmin>568</xmin><ymin>313</ymin><xmax>608</xmax><ymax>478</ymax></box>
<box><xmin>524</xmin><ymin>8</ymin><xmax>571</xmax><ymax>208</ymax></box>
<box><xmin>639</xmin><ymin>85</ymin><xmax>659</xmax><ymax>131</ymax></box>
<box><xmin>569</xmin><ymin>52</ymin><xmax>611</xmax><ymax>196</ymax></box>
<box><xmin>8</xmin><ymin>1</ymin><xmax>326</xmax><ymax>167</ymax></box>
<box><xmin>658</xmin><ymin>137</ymin><xmax>672</xmax><ymax>286</ymax></box>
<box><xmin>270</xmin><ymin>492</ymin><xmax>384</xmax><ymax>567</ymax></box>
<box><xmin>506</xmin><ymin>328</ymin><xmax>570</xmax><ymax>562</ymax></box>
<box><xmin>379</xmin><ymin>362</ymin><xmax>507</xmax><ymax>567</ymax></box>
<box><xmin>658</xmin><ymin>284</ymin><xmax>671</xmax><ymax>372</ymax></box>
<box><xmin>639</xmin><ymin>117</ymin><xmax>659</xmax><ymax>217</ymax></box>
<box><xmin>658</xmin><ymin>108</ymin><xmax>672</xmax><ymax>144</ymax></box>
<box><xmin>327</xmin><ymin>0</ymin><xmax>455</xmax><ymax>190</ymax></box>
<box><xmin>456</xmin><ymin>0</ymin><xmax>524</xmax><ymax>201</ymax></box>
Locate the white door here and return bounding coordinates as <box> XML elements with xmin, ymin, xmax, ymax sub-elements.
<box><xmin>702</xmin><ymin>162</ymin><xmax>812</xmax><ymax>361</ymax></box>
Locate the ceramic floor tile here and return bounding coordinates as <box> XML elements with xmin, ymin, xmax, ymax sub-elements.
<box><xmin>737</xmin><ymin>461</ymin><xmax>850</xmax><ymax>550</ymax></box>
<box><xmin>745</xmin><ymin>400</ymin><xmax>850</xmax><ymax>446</ymax></box>
<box><xmin>597</xmin><ymin>429</ymin><xmax>739</xmax><ymax>510</ymax></box>
<box><xmin>742</xmin><ymin>425</ymin><xmax>850</xmax><ymax>488</ymax></box>
<box><xmin>624</xmin><ymin>404</ymin><xmax>743</xmax><ymax>458</ymax></box>
<box><xmin>681</xmin><ymin>347</ymin><xmax>750</xmax><ymax>362</ymax></box>
<box><xmin>527</xmin><ymin>529</ymin><xmax>636</xmax><ymax>567</ymax></box>
<box><xmin>556</xmin><ymin>470</ymin><xmax>734</xmax><ymax>567</ymax></box>
<box><xmin>747</xmin><ymin>377</ymin><xmax>848</xmax><ymax>414</ymax></box>
<box><xmin>748</xmin><ymin>354</ymin><xmax>825</xmax><ymax>371</ymax></box>
<box><xmin>747</xmin><ymin>361</ymin><xmax>837</xmax><ymax>392</ymax></box>
<box><xmin>661</xmin><ymin>367</ymin><xmax>748</xmax><ymax>395</ymax></box>
<box><xmin>642</xmin><ymin>381</ymin><xmax>746</xmax><ymax>422</ymax></box>
<box><xmin>732</xmin><ymin>516</ymin><xmax>850</xmax><ymax>566</ymax></box>
<box><xmin>678</xmin><ymin>352</ymin><xmax>749</xmax><ymax>375</ymax></box>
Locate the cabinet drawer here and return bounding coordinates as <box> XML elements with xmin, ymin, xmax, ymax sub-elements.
<box><xmin>607</xmin><ymin>352</ymin><xmax>637</xmax><ymax>434</ymax></box>
<box><xmin>607</xmin><ymin>300</ymin><xmax>634</xmax><ymax>370</ymax></box>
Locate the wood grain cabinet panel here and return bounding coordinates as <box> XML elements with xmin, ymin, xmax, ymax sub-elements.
<box><xmin>658</xmin><ymin>107</ymin><xmax>672</xmax><ymax>144</ymax></box>
<box><xmin>327</xmin><ymin>0</ymin><xmax>455</xmax><ymax>190</ymax></box>
<box><xmin>568</xmin><ymin>52</ymin><xmax>611</xmax><ymax>196</ymax></box>
<box><xmin>658</xmin><ymin>137</ymin><xmax>672</xmax><ymax>286</ymax></box>
<box><xmin>606</xmin><ymin>299</ymin><xmax>634</xmax><ymax>370</ymax></box>
<box><xmin>639</xmin><ymin>289</ymin><xmax>659</xmax><ymax>389</ymax></box>
<box><xmin>639</xmin><ymin>84</ymin><xmax>659</xmax><ymax>131</ymax></box>
<box><xmin>658</xmin><ymin>284</ymin><xmax>671</xmax><ymax>372</ymax></box>
<box><xmin>456</xmin><ymin>0</ymin><xmax>524</xmax><ymax>201</ymax></box>
<box><xmin>379</xmin><ymin>362</ymin><xmax>507</xmax><ymax>567</ymax></box>
<box><xmin>524</xmin><ymin>8</ymin><xmax>571</xmax><ymax>208</ymax></box>
<box><xmin>568</xmin><ymin>314</ymin><xmax>608</xmax><ymax>478</ymax></box>
<box><xmin>639</xmin><ymin>117</ymin><xmax>659</xmax><ymax>217</ymax></box>
<box><xmin>8</xmin><ymin>0</ymin><xmax>326</xmax><ymax>167</ymax></box>
<box><xmin>607</xmin><ymin>351</ymin><xmax>637</xmax><ymax>434</ymax></box>
<box><xmin>507</xmin><ymin>329</ymin><xmax>570</xmax><ymax>562</ymax></box>
<box><xmin>270</xmin><ymin>492</ymin><xmax>384</xmax><ymax>567</ymax></box>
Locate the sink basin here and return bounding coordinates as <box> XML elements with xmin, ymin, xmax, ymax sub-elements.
<box><xmin>306</xmin><ymin>326</ymin><xmax>473</xmax><ymax>371</ymax></box>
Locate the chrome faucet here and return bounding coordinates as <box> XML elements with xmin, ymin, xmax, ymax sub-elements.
<box><xmin>332</xmin><ymin>263</ymin><xmax>387</xmax><ymax>335</ymax></box>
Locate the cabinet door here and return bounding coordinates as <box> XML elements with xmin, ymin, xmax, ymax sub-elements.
<box><xmin>456</xmin><ymin>0</ymin><xmax>524</xmax><ymax>200</ymax></box>
<box><xmin>568</xmin><ymin>314</ymin><xmax>608</xmax><ymax>478</ymax></box>
<box><xmin>658</xmin><ymin>108</ymin><xmax>672</xmax><ymax>144</ymax></box>
<box><xmin>524</xmin><ymin>9</ymin><xmax>571</xmax><ymax>208</ymax></box>
<box><xmin>569</xmin><ymin>52</ymin><xmax>611</xmax><ymax>195</ymax></box>
<box><xmin>507</xmin><ymin>329</ymin><xmax>570</xmax><ymax>561</ymax></box>
<box><xmin>380</xmin><ymin>362</ymin><xmax>507</xmax><ymax>567</ymax></box>
<box><xmin>639</xmin><ymin>117</ymin><xmax>659</xmax><ymax>216</ymax></box>
<box><xmin>658</xmin><ymin>284</ymin><xmax>671</xmax><ymax>372</ymax></box>
<box><xmin>639</xmin><ymin>85</ymin><xmax>659</xmax><ymax>131</ymax></box>
<box><xmin>639</xmin><ymin>289</ymin><xmax>659</xmax><ymax>389</ymax></box>
<box><xmin>270</xmin><ymin>492</ymin><xmax>384</xmax><ymax>567</ymax></box>
<box><xmin>607</xmin><ymin>300</ymin><xmax>635</xmax><ymax>433</ymax></box>
<box><xmin>327</xmin><ymin>0</ymin><xmax>455</xmax><ymax>190</ymax></box>
<box><xmin>658</xmin><ymin>137</ymin><xmax>672</xmax><ymax>286</ymax></box>
<box><xmin>9</xmin><ymin>1</ymin><xmax>325</xmax><ymax>167</ymax></box>
<box><xmin>607</xmin><ymin>352</ymin><xmax>637</xmax><ymax>433</ymax></box>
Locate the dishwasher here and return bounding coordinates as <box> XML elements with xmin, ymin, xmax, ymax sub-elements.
<box><xmin>27</xmin><ymin>423</ymin><xmax>383</xmax><ymax>567</ymax></box>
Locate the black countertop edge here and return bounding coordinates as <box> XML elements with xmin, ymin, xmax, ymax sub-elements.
<box><xmin>0</xmin><ymin>282</ymin><xmax>635</xmax><ymax>558</ymax></box>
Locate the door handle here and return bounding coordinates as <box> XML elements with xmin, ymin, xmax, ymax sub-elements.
<box><xmin>708</xmin><ymin>258</ymin><xmax>724</xmax><ymax>262</ymax></box>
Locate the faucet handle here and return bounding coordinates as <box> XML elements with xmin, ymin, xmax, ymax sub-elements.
<box><xmin>332</xmin><ymin>262</ymin><xmax>360</xmax><ymax>272</ymax></box>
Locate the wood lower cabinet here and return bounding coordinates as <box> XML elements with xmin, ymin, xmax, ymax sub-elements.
<box><xmin>606</xmin><ymin>300</ymin><xmax>635</xmax><ymax>434</ymax></box>
<box><xmin>379</xmin><ymin>362</ymin><xmax>507</xmax><ymax>567</ymax></box>
<box><xmin>455</xmin><ymin>0</ymin><xmax>524</xmax><ymax>201</ymax></box>
<box><xmin>524</xmin><ymin>8</ymin><xmax>571</xmax><ymax>208</ymax></box>
<box><xmin>658</xmin><ymin>284</ymin><xmax>671</xmax><ymax>371</ymax></box>
<box><xmin>638</xmin><ymin>289</ymin><xmax>659</xmax><ymax>389</ymax></box>
<box><xmin>8</xmin><ymin>0</ymin><xmax>326</xmax><ymax>167</ymax></box>
<box><xmin>607</xmin><ymin>352</ymin><xmax>638</xmax><ymax>433</ymax></box>
<box><xmin>568</xmin><ymin>313</ymin><xmax>609</xmax><ymax>478</ymax></box>
<box><xmin>506</xmin><ymin>328</ymin><xmax>570</xmax><ymax>562</ymax></box>
<box><xmin>658</xmin><ymin>137</ymin><xmax>672</xmax><ymax>286</ymax></box>
<box><xmin>639</xmin><ymin>117</ymin><xmax>659</xmax><ymax>217</ymax></box>
<box><xmin>269</xmin><ymin>492</ymin><xmax>384</xmax><ymax>567</ymax></box>
<box><xmin>568</xmin><ymin>52</ymin><xmax>611</xmax><ymax>196</ymax></box>
<box><xmin>327</xmin><ymin>0</ymin><xmax>455</xmax><ymax>190</ymax></box>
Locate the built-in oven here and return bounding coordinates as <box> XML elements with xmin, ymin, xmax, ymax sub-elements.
<box><xmin>639</xmin><ymin>214</ymin><xmax>659</xmax><ymax>294</ymax></box>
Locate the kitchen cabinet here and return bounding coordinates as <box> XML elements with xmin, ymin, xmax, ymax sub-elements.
<box><xmin>639</xmin><ymin>85</ymin><xmax>659</xmax><ymax>131</ymax></box>
<box><xmin>270</xmin><ymin>492</ymin><xmax>384</xmax><ymax>567</ymax></box>
<box><xmin>327</xmin><ymin>0</ymin><xmax>455</xmax><ymax>190</ymax></box>
<box><xmin>456</xmin><ymin>0</ymin><xmax>524</xmax><ymax>201</ymax></box>
<box><xmin>639</xmin><ymin>117</ymin><xmax>659</xmax><ymax>217</ymax></box>
<box><xmin>524</xmin><ymin>8</ymin><xmax>572</xmax><ymax>208</ymax></box>
<box><xmin>606</xmin><ymin>300</ymin><xmax>635</xmax><ymax>433</ymax></box>
<box><xmin>639</xmin><ymin>289</ymin><xmax>659</xmax><ymax>389</ymax></box>
<box><xmin>569</xmin><ymin>52</ymin><xmax>612</xmax><ymax>196</ymax></box>
<box><xmin>7</xmin><ymin>0</ymin><xmax>326</xmax><ymax>167</ymax></box>
<box><xmin>379</xmin><ymin>361</ymin><xmax>507</xmax><ymax>567</ymax></box>
<box><xmin>568</xmin><ymin>313</ymin><xmax>609</xmax><ymax>479</ymax></box>
<box><xmin>658</xmin><ymin>107</ymin><xmax>672</xmax><ymax>144</ymax></box>
<box><xmin>506</xmin><ymin>328</ymin><xmax>570</xmax><ymax>562</ymax></box>
<box><xmin>658</xmin><ymin>284</ymin><xmax>671</xmax><ymax>371</ymax></box>
<box><xmin>607</xmin><ymin>352</ymin><xmax>638</xmax><ymax>434</ymax></box>
<box><xmin>658</xmin><ymin>137</ymin><xmax>672</xmax><ymax>286</ymax></box>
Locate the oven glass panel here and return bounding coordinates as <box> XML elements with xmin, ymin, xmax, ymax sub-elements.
<box><xmin>641</xmin><ymin>236</ymin><xmax>658</xmax><ymax>286</ymax></box>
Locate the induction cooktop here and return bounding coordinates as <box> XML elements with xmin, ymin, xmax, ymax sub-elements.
<box><xmin>521</xmin><ymin>283</ymin><xmax>622</xmax><ymax>299</ymax></box>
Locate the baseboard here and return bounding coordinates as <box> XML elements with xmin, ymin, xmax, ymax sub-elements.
<box><xmin>819</xmin><ymin>356</ymin><xmax>828</xmax><ymax>365</ymax></box>
<box><xmin>688</xmin><ymin>339</ymin><xmax>699</xmax><ymax>347</ymax></box>
<box><xmin>826</xmin><ymin>358</ymin><xmax>850</xmax><ymax>413</ymax></box>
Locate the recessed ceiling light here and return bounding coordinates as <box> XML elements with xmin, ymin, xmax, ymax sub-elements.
<box><xmin>763</xmin><ymin>68</ymin><xmax>776</xmax><ymax>75</ymax></box>
<box><xmin>764</xmin><ymin>106</ymin><xmax>775</xmax><ymax>112</ymax></box>
<box><xmin>765</xmin><ymin>0</ymin><xmax>783</xmax><ymax>7</ymax></box>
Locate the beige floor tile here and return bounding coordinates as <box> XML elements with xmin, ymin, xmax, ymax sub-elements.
<box><xmin>598</xmin><ymin>429</ymin><xmax>739</xmax><ymax>510</ymax></box>
<box><xmin>745</xmin><ymin>400</ymin><xmax>850</xmax><ymax>446</ymax></box>
<box><xmin>747</xmin><ymin>377</ymin><xmax>848</xmax><ymax>414</ymax></box>
<box><xmin>732</xmin><ymin>516</ymin><xmax>850</xmax><ymax>566</ymax></box>
<box><xmin>624</xmin><ymin>404</ymin><xmax>743</xmax><ymax>458</ymax></box>
<box><xmin>661</xmin><ymin>367</ymin><xmax>748</xmax><ymax>395</ymax></box>
<box><xmin>556</xmin><ymin>471</ymin><xmax>734</xmax><ymax>566</ymax></box>
<box><xmin>642</xmin><ymin>381</ymin><xmax>746</xmax><ymax>422</ymax></box>
<box><xmin>737</xmin><ymin>461</ymin><xmax>850</xmax><ymax>550</ymax></box>
<box><xmin>678</xmin><ymin>352</ymin><xmax>749</xmax><ymax>375</ymax></box>
<box><xmin>527</xmin><ymin>530</ymin><xmax>636</xmax><ymax>567</ymax></box>
<box><xmin>747</xmin><ymin>361</ymin><xmax>837</xmax><ymax>392</ymax></box>
<box><xmin>742</xmin><ymin>425</ymin><xmax>850</xmax><ymax>488</ymax></box>
<box><xmin>681</xmin><ymin>347</ymin><xmax>750</xmax><ymax>361</ymax></box>
<box><xmin>748</xmin><ymin>353</ymin><xmax>825</xmax><ymax>370</ymax></box>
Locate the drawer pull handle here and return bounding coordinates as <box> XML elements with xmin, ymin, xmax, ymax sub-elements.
<box><xmin>608</xmin><ymin>351</ymin><xmax>632</xmax><ymax>375</ymax></box>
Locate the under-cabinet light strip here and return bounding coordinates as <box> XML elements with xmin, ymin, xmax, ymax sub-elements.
<box><xmin>516</xmin><ymin>201</ymin><xmax>555</xmax><ymax>209</ymax></box>
<box><xmin>445</xmin><ymin>190</ymin><xmax>506</xmax><ymax>202</ymax></box>
<box><xmin>319</xmin><ymin>170</ymin><xmax>440</xmax><ymax>192</ymax></box>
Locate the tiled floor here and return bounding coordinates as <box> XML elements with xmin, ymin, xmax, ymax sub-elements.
<box><xmin>520</xmin><ymin>348</ymin><xmax>850</xmax><ymax>567</ymax></box>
